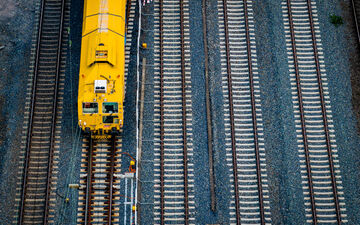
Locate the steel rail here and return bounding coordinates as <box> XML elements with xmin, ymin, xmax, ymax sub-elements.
<box><xmin>202</xmin><ymin>0</ymin><xmax>216</xmax><ymax>212</ymax></box>
<box><xmin>305</xmin><ymin>0</ymin><xmax>342</xmax><ymax>223</ymax></box>
<box><xmin>85</xmin><ymin>136</ymin><xmax>94</xmax><ymax>225</ymax></box>
<box><xmin>351</xmin><ymin>0</ymin><xmax>360</xmax><ymax>45</ymax></box>
<box><xmin>180</xmin><ymin>0</ymin><xmax>190</xmax><ymax>224</ymax></box>
<box><xmin>222</xmin><ymin>0</ymin><xmax>241</xmax><ymax>224</ymax></box>
<box><xmin>108</xmin><ymin>135</ymin><xmax>116</xmax><ymax>225</ymax></box>
<box><xmin>286</xmin><ymin>0</ymin><xmax>317</xmax><ymax>223</ymax></box>
<box><xmin>159</xmin><ymin>0</ymin><xmax>165</xmax><ymax>223</ymax></box>
<box><xmin>242</xmin><ymin>1</ymin><xmax>265</xmax><ymax>224</ymax></box>
<box><xmin>44</xmin><ymin>0</ymin><xmax>66</xmax><ymax>223</ymax></box>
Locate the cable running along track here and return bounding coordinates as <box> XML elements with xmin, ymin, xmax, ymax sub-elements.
<box><xmin>219</xmin><ymin>0</ymin><xmax>271</xmax><ymax>224</ymax></box>
<box><xmin>18</xmin><ymin>0</ymin><xmax>66</xmax><ymax>223</ymax></box>
<box><xmin>283</xmin><ymin>0</ymin><xmax>347</xmax><ymax>223</ymax></box>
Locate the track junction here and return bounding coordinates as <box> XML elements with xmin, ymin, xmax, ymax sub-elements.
<box><xmin>9</xmin><ymin>0</ymin><xmax>360</xmax><ymax>224</ymax></box>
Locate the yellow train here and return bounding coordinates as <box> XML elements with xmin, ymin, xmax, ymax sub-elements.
<box><xmin>78</xmin><ymin>0</ymin><xmax>128</xmax><ymax>138</ymax></box>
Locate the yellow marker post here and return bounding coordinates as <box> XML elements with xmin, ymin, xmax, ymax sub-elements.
<box><xmin>69</xmin><ymin>184</ymin><xmax>80</xmax><ymax>189</ymax></box>
<box><xmin>129</xmin><ymin>160</ymin><xmax>136</xmax><ymax>173</ymax></box>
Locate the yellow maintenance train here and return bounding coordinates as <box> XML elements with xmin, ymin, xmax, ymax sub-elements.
<box><xmin>78</xmin><ymin>0</ymin><xmax>128</xmax><ymax>138</ymax></box>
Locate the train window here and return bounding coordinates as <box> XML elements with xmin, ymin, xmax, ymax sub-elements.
<box><xmin>83</xmin><ymin>102</ymin><xmax>98</xmax><ymax>114</ymax></box>
<box><xmin>103</xmin><ymin>116</ymin><xmax>118</xmax><ymax>124</ymax></box>
<box><xmin>103</xmin><ymin>102</ymin><xmax>118</xmax><ymax>114</ymax></box>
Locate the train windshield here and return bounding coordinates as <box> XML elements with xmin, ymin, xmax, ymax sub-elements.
<box><xmin>103</xmin><ymin>102</ymin><xmax>118</xmax><ymax>114</ymax></box>
<box><xmin>83</xmin><ymin>102</ymin><xmax>98</xmax><ymax>113</ymax></box>
<box><xmin>103</xmin><ymin>116</ymin><xmax>119</xmax><ymax>124</ymax></box>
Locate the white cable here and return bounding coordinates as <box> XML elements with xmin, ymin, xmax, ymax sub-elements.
<box><xmin>134</xmin><ymin>0</ymin><xmax>142</xmax><ymax>223</ymax></box>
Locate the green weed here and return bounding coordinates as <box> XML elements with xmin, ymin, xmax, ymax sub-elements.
<box><xmin>330</xmin><ymin>14</ymin><xmax>343</xmax><ymax>27</ymax></box>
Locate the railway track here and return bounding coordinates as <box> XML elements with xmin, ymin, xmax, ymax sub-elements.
<box><xmin>282</xmin><ymin>0</ymin><xmax>348</xmax><ymax>223</ymax></box>
<box><xmin>77</xmin><ymin>135</ymin><xmax>126</xmax><ymax>224</ymax></box>
<box><xmin>153</xmin><ymin>0</ymin><xmax>195</xmax><ymax>224</ymax></box>
<box><xmin>218</xmin><ymin>0</ymin><xmax>272</xmax><ymax>224</ymax></box>
<box><xmin>77</xmin><ymin>0</ymin><xmax>136</xmax><ymax>224</ymax></box>
<box><xmin>15</xmin><ymin>0</ymin><xmax>69</xmax><ymax>223</ymax></box>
